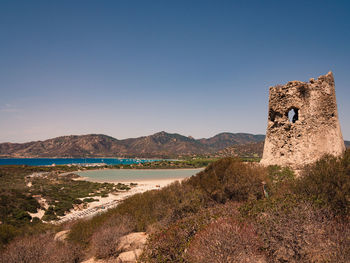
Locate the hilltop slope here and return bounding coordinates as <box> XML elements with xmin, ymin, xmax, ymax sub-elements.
<box><xmin>0</xmin><ymin>132</ymin><xmax>265</xmax><ymax>158</ymax></box>
<box><xmin>345</xmin><ymin>140</ymin><xmax>350</xmax><ymax>148</ymax></box>
<box><xmin>216</xmin><ymin>141</ymin><xmax>265</xmax><ymax>158</ymax></box>
<box><xmin>198</xmin><ymin>132</ymin><xmax>265</xmax><ymax>151</ymax></box>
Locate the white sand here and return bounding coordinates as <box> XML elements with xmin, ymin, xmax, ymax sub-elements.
<box><xmin>54</xmin><ymin>177</ymin><xmax>185</xmax><ymax>224</ymax></box>
<box><xmin>29</xmin><ymin>209</ymin><xmax>45</xmax><ymax>220</ymax></box>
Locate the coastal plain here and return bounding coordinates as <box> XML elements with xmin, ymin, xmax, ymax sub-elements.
<box><xmin>0</xmin><ymin>161</ymin><xmax>205</xmax><ymax>246</ymax></box>
<box><xmin>57</xmin><ymin>168</ymin><xmax>202</xmax><ymax>223</ymax></box>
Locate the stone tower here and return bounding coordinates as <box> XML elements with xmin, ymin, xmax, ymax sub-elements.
<box><xmin>260</xmin><ymin>72</ymin><xmax>345</xmax><ymax>169</ymax></box>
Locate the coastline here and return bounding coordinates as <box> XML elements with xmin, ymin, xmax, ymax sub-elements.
<box><xmin>55</xmin><ymin>177</ymin><xmax>185</xmax><ymax>224</ymax></box>
<box><xmin>74</xmin><ymin>167</ymin><xmax>204</xmax><ymax>173</ymax></box>
<box><xmin>83</xmin><ymin>176</ymin><xmax>186</xmax><ymax>186</ymax></box>
<box><xmin>73</xmin><ymin>168</ymin><xmax>202</xmax><ymax>183</ymax></box>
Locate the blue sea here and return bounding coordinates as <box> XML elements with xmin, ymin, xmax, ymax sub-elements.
<box><xmin>0</xmin><ymin>158</ymin><xmax>158</xmax><ymax>166</ymax></box>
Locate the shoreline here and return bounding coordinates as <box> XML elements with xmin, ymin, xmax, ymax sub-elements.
<box><xmin>83</xmin><ymin>176</ymin><xmax>187</xmax><ymax>185</ymax></box>
<box><xmin>61</xmin><ymin>167</ymin><xmax>203</xmax><ymax>177</ymax></box>
<box><xmin>52</xmin><ymin>168</ymin><xmax>202</xmax><ymax>224</ymax></box>
<box><xmin>55</xmin><ymin>177</ymin><xmax>185</xmax><ymax>224</ymax></box>
<box><xmin>74</xmin><ymin>167</ymin><xmax>204</xmax><ymax>173</ymax></box>
<box><xmin>72</xmin><ymin>168</ymin><xmax>202</xmax><ymax>183</ymax></box>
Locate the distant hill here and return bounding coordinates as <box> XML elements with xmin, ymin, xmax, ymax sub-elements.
<box><xmin>215</xmin><ymin>141</ymin><xmax>265</xmax><ymax>158</ymax></box>
<box><xmin>198</xmin><ymin>132</ymin><xmax>265</xmax><ymax>151</ymax></box>
<box><xmin>345</xmin><ymin>140</ymin><xmax>350</xmax><ymax>148</ymax></box>
<box><xmin>217</xmin><ymin>139</ymin><xmax>350</xmax><ymax>159</ymax></box>
<box><xmin>1</xmin><ymin>133</ymin><xmax>346</xmax><ymax>158</ymax></box>
<box><xmin>0</xmin><ymin>132</ymin><xmax>266</xmax><ymax>158</ymax></box>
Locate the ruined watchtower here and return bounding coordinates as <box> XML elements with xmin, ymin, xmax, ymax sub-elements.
<box><xmin>260</xmin><ymin>72</ymin><xmax>345</xmax><ymax>169</ymax></box>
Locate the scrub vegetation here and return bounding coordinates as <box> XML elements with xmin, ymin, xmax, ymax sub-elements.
<box><xmin>110</xmin><ymin>158</ymin><xmax>218</xmax><ymax>169</ymax></box>
<box><xmin>0</xmin><ymin>165</ymin><xmax>129</xmax><ymax>248</ymax></box>
<box><xmin>1</xmin><ymin>150</ymin><xmax>349</xmax><ymax>262</ymax></box>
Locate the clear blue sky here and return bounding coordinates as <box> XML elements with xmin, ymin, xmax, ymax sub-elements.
<box><xmin>1</xmin><ymin>0</ymin><xmax>349</xmax><ymax>142</ymax></box>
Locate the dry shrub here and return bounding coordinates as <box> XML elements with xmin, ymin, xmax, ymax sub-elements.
<box><xmin>258</xmin><ymin>201</ymin><xmax>344</xmax><ymax>263</ymax></box>
<box><xmin>141</xmin><ymin>212</ymin><xmax>213</xmax><ymax>262</ymax></box>
<box><xmin>296</xmin><ymin>150</ymin><xmax>350</xmax><ymax>216</ymax></box>
<box><xmin>91</xmin><ymin>215</ymin><xmax>134</xmax><ymax>259</ymax></box>
<box><xmin>188</xmin><ymin>158</ymin><xmax>266</xmax><ymax>203</ymax></box>
<box><xmin>187</xmin><ymin>218</ymin><xmax>265</xmax><ymax>263</ymax></box>
<box><xmin>141</xmin><ymin>202</ymin><xmax>241</xmax><ymax>263</ymax></box>
<box><xmin>326</xmin><ymin>219</ymin><xmax>350</xmax><ymax>262</ymax></box>
<box><xmin>113</xmin><ymin>180</ymin><xmax>208</xmax><ymax>232</ymax></box>
<box><xmin>0</xmin><ymin>234</ymin><xmax>82</xmax><ymax>263</ymax></box>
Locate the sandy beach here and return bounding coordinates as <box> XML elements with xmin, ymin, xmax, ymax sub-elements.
<box><xmin>54</xmin><ymin>177</ymin><xmax>185</xmax><ymax>224</ymax></box>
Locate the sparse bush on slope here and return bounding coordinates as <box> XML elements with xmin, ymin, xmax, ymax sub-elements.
<box><xmin>114</xmin><ymin>181</ymin><xmax>208</xmax><ymax>230</ymax></box>
<box><xmin>0</xmin><ymin>234</ymin><xmax>82</xmax><ymax>263</ymax></box>
<box><xmin>68</xmin><ymin>158</ymin><xmax>267</xmax><ymax>251</ymax></box>
<box><xmin>246</xmin><ymin>199</ymin><xmax>350</xmax><ymax>263</ymax></box>
<box><xmin>239</xmin><ymin>149</ymin><xmax>350</xmax><ymax>263</ymax></box>
<box><xmin>187</xmin><ymin>217</ymin><xmax>265</xmax><ymax>263</ymax></box>
<box><xmin>295</xmin><ymin>149</ymin><xmax>350</xmax><ymax>216</ymax></box>
<box><xmin>187</xmin><ymin>157</ymin><xmax>266</xmax><ymax>203</ymax></box>
<box><xmin>143</xmin><ymin>153</ymin><xmax>350</xmax><ymax>263</ymax></box>
<box><xmin>257</xmin><ymin>202</ymin><xmax>335</xmax><ymax>263</ymax></box>
<box><xmin>91</xmin><ymin>215</ymin><xmax>134</xmax><ymax>259</ymax></box>
<box><xmin>2</xmin><ymin>152</ymin><xmax>350</xmax><ymax>262</ymax></box>
<box><xmin>141</xmin><ymin>202</ymin><xmax>241</xmax><ymax>263</ymax></box>
<box><xmin>67</xmin><ymin>180</ymin><xmax>209</xmax><ymax>251</ymax></box>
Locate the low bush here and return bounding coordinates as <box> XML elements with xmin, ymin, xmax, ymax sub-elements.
<box><xmin>326</xmin><ymin>219</ymin><xmax>350</xmax><ymax>262</ymax></box>
<box><xmin>0</xmin><ymin>225</ymin><xmax>18</xmax><ymax>248</ymax></box>
<box><xmin>255</xmin><ymin>201</ymin><xmax>339</xmax><ymax>263</ymax></box>
<box><xmin>68</xmin><ymin>215</ymin><xmax>107</xmax><ymax>247</ymax></box>
<box><xmin>0</xmin><ymin>221</ymin><xmax>57</xmax><ymax>249</ymax></box>
<box><xmin>0</xmin><ymin>234</ymin><xmax>82</xmax><ymax>263</ymax></box>
<box><xmin>141</xmin><ymin>202</ymin><xmax>240</xmax><ymax>262</ymax></box>
<box><xmin>68</xmin><ymin>180</ymin><xmax>208</xmax><ymax>247</ymax></box>
<box><xmin>265</xmin><ymin>165</ymin><xmax>295</xmax><ymax>197</ymax></box>
<box><xmin>83</xmin><ymin>197</ymin><xmax>99</xmax><ymax>203</ymax></box>
<box><xmin>3</xmin><ymin>153</ymin><xmax>349</xmax><ymax>262</ymax></box>
<box><xmin>295</xmin><ymin>150</ymin><xmax>350</xmax><ymax>215</ymax></box>
<box><xmin>42</xmin><ymin>206</ymin><xmax>58</xmax><ymax>221</ymax></box>
<box><xmin>0</xmin><ymin>189</ymin><xmax>40</xmax><ymax>226</ymax></box>
<box><xmin>91</xmin><ymin>215</ymin><xmax>134</xmax><ymax>259</ymax></box>
<box><xmin>68</xmin><ymin>158</ymin><xmax>268</xmax><ymax>252</ymax></box>
<box><xmin>187</xmin><ymin>218</ymin><xmax>265</xmax><ymax>263</ymax></box>
<box><xmin>188</xmin><ymin>157</ymin><xmax>266</xmax><ymax>203</ymax></box>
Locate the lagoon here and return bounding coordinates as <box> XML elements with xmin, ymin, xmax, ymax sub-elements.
<box><xmin>76</xmin><ymin>168</ymin><xmax>202</xmax><ymax>183</ymax></box>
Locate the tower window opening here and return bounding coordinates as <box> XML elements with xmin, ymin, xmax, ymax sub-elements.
<box><xmin>288</xmin><ymin>108</ymin><xmax>299</xmax><ymax>123</ymax></box>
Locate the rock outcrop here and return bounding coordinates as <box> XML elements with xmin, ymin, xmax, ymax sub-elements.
<box><xmin>116</xmin><ymin>232</ymin><xmax>148</xmax><ymax>263</ymax></box>
<box><xmin>54</xmin><ymin>230</ymin><xmax>70</xmax><ymax>242</ymax></box>
<box><xmin>261</xmin><ymin>72</ymin><xmax>345</xmax><ymax>169</ymax></box>
<box><xmin>81</xmin><ymin>232</ymin><xmax>148</xmax><ymax>263</ymax></box>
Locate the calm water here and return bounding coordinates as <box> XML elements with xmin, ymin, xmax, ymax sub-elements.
<box><xmin>0</xmin><ymin>158</ymin><xmax>158</xmax><ymax>166</ymax></box>
<box><xmin>76</xmin><ymin>169</ymin><xmax>202</xmax><ymax>182</ymax></box>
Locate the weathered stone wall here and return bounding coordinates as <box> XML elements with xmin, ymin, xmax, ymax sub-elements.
<box><xmin>260</xmin><ymin>72</ymin><xmax>345</xmax><ymax>169</ymax></box>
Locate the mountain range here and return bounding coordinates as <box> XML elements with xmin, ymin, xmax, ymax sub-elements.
<box><xmin>345</xmin><ymin>140</ymin><xmax>350</xmax><ymax>148</ymax></box>
<box><xmin>215</xmin><ymin>141</ymin><xmax>265</xmax><ymax>158</ymax></box>
<box><xmin>0</xmin><ymin>132</ymin><xmax>265</xmax><ymax>158</ymax></box>
<box><xmin>0</xmin><ymin>132</ymin><xmax>348</xmax><ymax>159</ymax></box>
